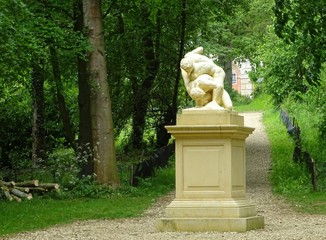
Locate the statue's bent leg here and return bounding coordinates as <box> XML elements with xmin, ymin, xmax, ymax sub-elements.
<box><xmin>222</xmin><ymin>89</ymin><xmax>233</xmax><ymax>110</ymax></box>
<box><xmin>197</xmin><ymin>74</ymin><xmax>219</xmax><ymax>92</ymax></box>
<box><xmin>212</xmin><ymin>86</ymin><xmax>224</xmax><ymax>104</ymax></box>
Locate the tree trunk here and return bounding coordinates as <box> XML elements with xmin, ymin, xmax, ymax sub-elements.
<box><xmin>219</xmin><ymin>56</ymin><xmax>233</xmax><ymax>88</ymax></box>
<box><xmin>82</xmin><ymin>0</ymin><xmax>119</xmax><ymax>186</ymax></box>
<box><xmin>49</xmin><ymin>46</ymin><xmax>77</xmax><ymax>153</ymax></box>
<box><xmin>131</xmin><ymin>12</ymin><xmax>160</xmax><ymax>149</ymax></box>
<box><xmin>31</xmin><ymin>59</ymin><xmax>46</xmax><ymax>167</ymax></box>
<box><xmin>74</xmin><ymin>0</ymin><xmax>94</xmax><ymax>176</ymax></box>
<box><xmin>224</xmin><ymin>59</ymin><xmax>233</xmax><ymax>87</ymax></box>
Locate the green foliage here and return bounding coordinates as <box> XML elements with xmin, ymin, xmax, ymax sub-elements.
<box><xmin>53</xmin><ymin>176</ymin><xmax>115</xmax><ymax>199</ymax></box>
<box><xmin>281</xmin><ymin>65</ymin><xmax>326</xmax><ymax>190</ymax></box>
<box><xmin>252</xmin><ymin>0</ymin><xmax>325</xmax><ymax>106</ymax></box>
<box><xmin>255</xmin><ymin>29</ymin><xmax>307</xmax><ymax>106</ymax></box>
<box><xmin>274</xmin><ymin>0</ymin><xmax>325</xmax><ymax>86</ymax></box>
<box><xmin>0</xmin><ymin>82</ymin><xmax>32</xmax><ymax>173</ymax></box>
<box><xmin>47</xmin><ymin>148</ymin><xmax>80</xmax><ymax>188</ymax></box>
<box><xmin>41</xmin><ymin>146</ymin><xmax>174</xmax><ymax>199</ymax></box>
<box><xmin>105</xmin><ymin>0</ymin><xmax>254</xmax><ymax>147</ymax></box>
<box><xmin>0</xmin><ymin>0</ymin><xmax>84</xmax><ymax>175</ymax></box>
<box><xmin>230</xmin><ymin>0</ymin><xmax>274</xmax><ymax>61</ymax></box>
<box><xmin>260</xmin><ymin>103</ymin><xmax>326</xmax><ymax>214</ymax></box>
<box><xmin>45</xmin><ymin>148</ymin><xmax>117</xmax><ymax>198</ymax></box>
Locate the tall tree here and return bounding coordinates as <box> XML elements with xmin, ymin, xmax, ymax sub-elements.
<box><xmin>31</xmin><ymin>58</ymin><xmax>46</xmax><ymax>166</ymax></box>
<box><xmin>130</xmin><ymin>6</ymin><xmax>160</xmax><ymax>149</ymax></box>
<box><xmin>82</xmin><ymin>0</ymin><xmax>120</xmax><ymax>186</ymax></box>
<box><xmin>74</xmin><ymin>0</ymin><xmax>94</xmax><ymax>176</ymax></box>
<box><xmin>49</xmin><ymin>46</ymin><xmax>77</xmax><ymax>153</ymax></box>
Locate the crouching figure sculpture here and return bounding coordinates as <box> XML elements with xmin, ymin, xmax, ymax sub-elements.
<box><xmin>180</xmin><ymin>47</ymin><xmax>232</xmax><ymax>110</ymax></box>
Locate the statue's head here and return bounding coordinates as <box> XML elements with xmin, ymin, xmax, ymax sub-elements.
<box><xmin>180</xmin><ymin>58</ymin><xmax>193</xmax><ymax>72</ymax></box>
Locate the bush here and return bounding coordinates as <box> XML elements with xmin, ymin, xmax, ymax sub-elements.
<box><xmin>47</xmin><ymin>148</ymin><xmax>80</xmax><ymax>188</ymax></box>
<box><xmin>281</xmin><ymin>65</ymin><xmax>326</xmax><ymax>190</ymax></box>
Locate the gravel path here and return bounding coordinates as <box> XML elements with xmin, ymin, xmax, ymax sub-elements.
<box><xmin>3</xmin><ymin>112</ymin><xmax>326</xmax><ymax>240</ymax></box>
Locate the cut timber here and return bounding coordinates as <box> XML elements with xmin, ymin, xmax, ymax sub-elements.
<box><xmin>10</xmin><ymin>188</ymin><xmax>33</xmax><ymax>200</ymax></box>
<box><xmin>0</xmin><ymin>186</ymin><xmax>9</xmax><ymax>191</ymax></box>
<box><xmin>15</xmin><ymin>180</ymin><xmax>39</xmax><ymax>187</ymax></box>
<box><xmin>28</xmin><ymin>187</ymin><xmax>47</xmax><ymax>192</ymax></box>
<box><xmin>4</xmin><ymin>190</ymin><xmax>13</xmax><ymax>201</ymax></box>
<box><xmin>12</xmin><ymin>194</ymin><xmax>22</xmax><ymax>202</ymax></box>
<box><xmin>15</xmin><ymin>186</ymin><xmax>30</xmax><ymax>193</ymax></box>
<box><xmin>38</xmin><ymin>183</ymin><xmax>59</xmax><ymax>190</ymax></box>
<box><xmin>1</xmin><ymin>179</ymin><xmax>60</xmax><ymax>201</ymax></box>
<box><xmin>0</xmin><ymin>181</ymin><xmax>15</xmax><ymax>187</ymax></box>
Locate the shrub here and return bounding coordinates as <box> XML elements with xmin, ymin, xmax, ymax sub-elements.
<box><xmin>281</xmin><ymin>65</ymin><xmax>326</xmax><ymax>190</ymax></box>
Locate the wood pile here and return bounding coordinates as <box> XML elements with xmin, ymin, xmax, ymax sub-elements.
<box><xmin>0</xmin><ymin>180</ymin><xmax>60</xmax><ymax>202</ymax></box>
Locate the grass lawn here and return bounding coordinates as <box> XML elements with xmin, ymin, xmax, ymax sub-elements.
<box><xmin>288</xmin><ymin>192</ymin><xmax>326</xmax><ymax>214</ymax></box>
<box><xmin>0</xmin><ymin>196</ymin><xmax>155</xmax><ymax>237</ymax></box>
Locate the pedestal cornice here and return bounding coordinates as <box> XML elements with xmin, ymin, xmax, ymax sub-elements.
<box><xmin>166</xmin><ymin>125</ymin><xmax>254</xmax><ymax>140</ymax></box>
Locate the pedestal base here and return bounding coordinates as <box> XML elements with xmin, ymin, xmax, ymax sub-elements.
<box><xmin>156</xmin><ymin>216</ymin><xmax>264</xmax><ymax>232</ymax></box>
<box><xmin>156</xmin><ymin>198</ymin><xmax>264</xmax><ymax>232</ymax></box>
<box><xmin>164</xmin><ymin>199</ymin><xmax>259</xmax><ymax>218</ymax></box>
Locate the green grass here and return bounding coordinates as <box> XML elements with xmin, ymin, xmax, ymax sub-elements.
<box><xmin>287</xmin><ymin>192</ymin><xmax>326</xmax><ymax>214</ymax></box>
<box><xmin>263</xmin><ymin>109</ymin><xmax>311</xmax><ymax>193</ymax></box>
<box><xmin>0</xmin><ymin>167</ymin><xmax>175</xmax><ymax>237</ymax></box>
<box><xmin>233</xmin><ymin>93</ymin><xmax>272</xmax><ymax>112</ymax></box>
<box><xmin>0</xmin><ymin>196</ymin><xmax>153</xmax><ymax>236</ymax></box>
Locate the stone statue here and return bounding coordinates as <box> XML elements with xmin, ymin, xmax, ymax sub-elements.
<box><xmin>180</xmin><ymin>47</ymin><xmax>232</xmax><ymax>110</ymax></box>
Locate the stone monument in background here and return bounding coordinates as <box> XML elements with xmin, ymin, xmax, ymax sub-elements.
<box><xmin>156</xmin><ymin>47</ymin><xmax>264</xmax><ymax>232</ymax></box>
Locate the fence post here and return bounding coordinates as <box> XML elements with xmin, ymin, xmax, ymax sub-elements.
<box><xmin>311</xmin><ymin>158</ymin><xmax>317</xmax><ymax>191</ymax></box>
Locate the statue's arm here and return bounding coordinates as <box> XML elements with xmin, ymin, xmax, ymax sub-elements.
<box><xmin>184</xmin><ymin>47</ymin><xmax>204</xmax><ymax>58</ymax></box>
<box><xmin>181</xmin><ymin>69</ymin><xmax>192</xmax><ymax>93</ymax></box>
<box><xmin>212</xmin><ymin>66</ymin><xmax>226</xmax><ymax>86</ymax></box>
<box><xmin>191</xmin><ymin>46</ymin><xmax>203</xmax><ymax>54</ymax></box>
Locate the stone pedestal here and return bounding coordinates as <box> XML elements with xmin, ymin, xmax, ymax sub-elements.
<box><xmin>156</xmin><ymin>109</ymin><xmax>264</xmax><ymax>232</ymax></box>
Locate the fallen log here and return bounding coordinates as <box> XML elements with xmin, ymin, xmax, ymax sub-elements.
<box><xmin>1</xmin><ymin>180</ymin><xmax>60</xmax><ymax>201</ymax></box>
<box><xmin>38</xmin><ymin>183</ymin><xmax>59</xmax><ymax>190</ymax></box>
<box><xmin>15</xmin><ymin>186</ymin><xmax>30</xmax><ymax>193</ymax></box>
<box><xmin>10</xmin><ymin>188</ymin><xmax>33</xmax><ymax>200</ymax></box>
<box><xmin>4</xmin><ymin>190</ymin><xmax>13</xmax><ymax>201</ymax></box>
<box><xmin>15</xmin><ymin>180</ymin><xmax>39</xmax><ymax>187</ymax></box>
<box><xmin>28</xmin><ymin>187</ymin><xmax>47</xmax><ymax>192</ymax></box>
<box><xmin>12</xmin><ymin>194</ymin><xmax>22</xmax><ymax>202</ymax></box>
<box><xmin>0</xmin><ymin>181</ymin><xmax>15</xmax><ymax>187</ymax></box>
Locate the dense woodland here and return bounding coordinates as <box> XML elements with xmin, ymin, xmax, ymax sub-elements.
<box><xmin>0</xmin><ymin>0</ymin><xmax>325</xmax><ymax>189</ymax></box>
